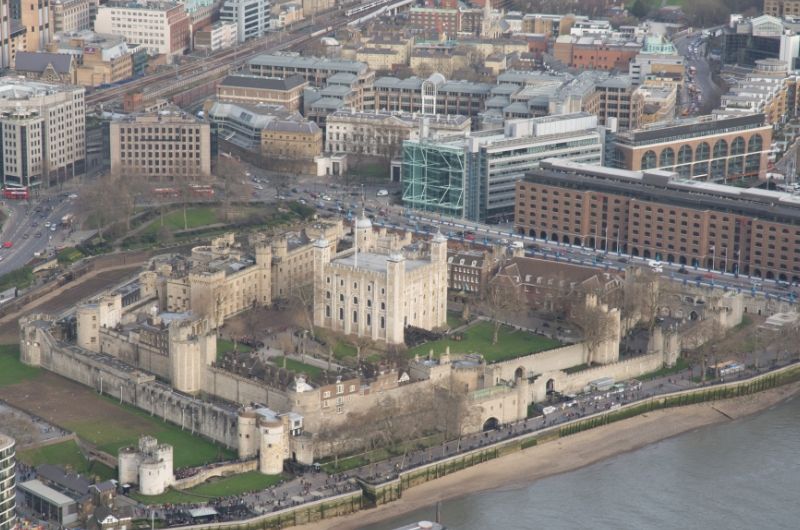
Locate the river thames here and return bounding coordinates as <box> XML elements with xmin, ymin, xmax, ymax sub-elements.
<box><xmin>363</xmin><ymin>396</ymin><xmax>799</xmax><ymax>530</ymax></box>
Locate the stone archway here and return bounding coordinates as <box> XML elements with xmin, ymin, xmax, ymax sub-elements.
<box><xmin>483</xmin><ymin>417</ymin><xmax>500</xmax><ymax>431</ymax></box>
<box><xmin>514</xmin><ymin>366</ymin><xmax>525</xmax><ymax>380</ymax></box>
<box><xmin>546</xmin><ymin>378</ymin><xmax>556</xmax><ymax>395</ymax></box>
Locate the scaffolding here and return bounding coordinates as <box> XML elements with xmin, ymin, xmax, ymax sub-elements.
<box><xmin>401</xmin><ymin>140</ymin><xmax>466</xmax><ymax>218</ymax></box>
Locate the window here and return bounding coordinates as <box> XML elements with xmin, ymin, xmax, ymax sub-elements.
<box><xmin>336</xmin><ymin>384</ymin><xmax>344</xmax><ymax>394</ymax></box>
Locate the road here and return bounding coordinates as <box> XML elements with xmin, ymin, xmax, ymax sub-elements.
<box><xmin>674</xmin><ymin>32</ymin><xmax>722</xmax><ymax>115</ymax></box>
<box><xmin>0</xmin><ymin>194</ymin><xmax>78</xmax><ymax>276</ymax></box>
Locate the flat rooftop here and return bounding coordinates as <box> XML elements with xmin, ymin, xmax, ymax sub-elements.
<box><xmin>332</xmin><ymin>252</ymin><xmax>428</xmax><ymax>273</ymax></box>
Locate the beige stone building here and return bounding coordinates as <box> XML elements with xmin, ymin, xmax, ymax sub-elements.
<box><xmin>636</xmin><ymin>79</ymin><xmax>677</xmax><ymax>126</ymax></box>
<box><xmin>154</xmin><ymin>234</ymin><xmax>272</xmax><ymax>328</ymax></box>
<box><xmin>109</xmin><ymin>107</ymin><xmax>211</xmax><ymax>180</ymax></box>
<box><xmin>270</xmin><ymin>219</ymin><xmax>344</xmax><ymax>300</ymax></box>
<box><xmin>313</xmin><ymin>217</ymin><xmax>448</xmax><ymax>345</ymax></box>
<box><xmin>261</xmin><ymin>119</ymin><xmax>322</xmax><ymax>161</ymax></box>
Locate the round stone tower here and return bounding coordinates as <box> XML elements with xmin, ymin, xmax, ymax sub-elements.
<box><xmin>258</xmin><ymin>418</ymin><xmax>286</xmax><ymax>475</ymax></box>
<box><xmin>237</xmin><ymin>409</ymin><xmax>259</xmax><ymax>460</ymax></box>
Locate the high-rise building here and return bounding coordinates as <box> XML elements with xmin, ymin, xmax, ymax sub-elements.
<box><xmin>109</xmin><ymin>107</ymin><xmax>211</xmax><ymax>180</ymax></box>
<box><xmin>219</xmin><ymin>0</ymin><xmax>270</xmax><ymax>43</ymax></box>
<box><xmin>0</xmin><ymin>434</ymin><xmax>15</xmax><ymax>530</ymax></box>
<box><xmin>94</xmin><ymin>1</ymin><xmax>190</xmax><ymax>62</ymax></box>
<box><xmin>21</xmin><ymin>0</ymin><xmax>51</xmax><ymax>51</ymax></box>
<box><xmin>402</xmin><ymin>113</ymin><xmax>605</xmax><ymax>223</ymax></box>
<box><xmin>0</xmin><ymin>77</ymin><xmax>86</xmax><ymax>189</ymax></box>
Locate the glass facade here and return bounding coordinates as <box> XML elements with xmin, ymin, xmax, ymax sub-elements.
<box><xmin>401</xmin><ymin>141</ymin><xmax>468</xmax><ymax>218</ymax></box>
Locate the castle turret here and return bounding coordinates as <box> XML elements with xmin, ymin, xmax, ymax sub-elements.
<box><xmin>385</xmin><ymin>253</ymin><xmax>406</xmax><ymax>345</ymax></box>
<box><xmin>258</xmin><ymin>418</ymin><xmax>287</xmax><ymax>475</ymax></box>
<box><xmin>237</xmin><ymin>410</ymin><xmax>259</xmax><ymax>459</ymax></box>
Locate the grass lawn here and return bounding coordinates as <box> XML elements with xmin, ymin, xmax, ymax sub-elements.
<box><xmin>142</xmin><ymin>207</ymin><xmax>218</xmax><ymax>235</ymax></box>
<box><xmin>407</xmin><ymin>321</ymin><xmax>561</xmax><ymax>362</ymax></box>
<box><xmin>133</xmin><ymin>471</ymin><xmax>284</xmax><ymax>504</ymax></box>
<box><xmin>18</xmin><ymin>440</ymin><xmax>115</xmax><ymax>481</ymax></box>
<box><xmin>271</xmin><ymin>356</ymin><xmax>323</xmax><ymax>378</ymax></box>
<box><xmin>64</xmin><ymin>397</ymin><xmax>235</xmax><ymax>469</ymax></box>
<box><xmin>0</xmin><ymin>344</ymin><xmax>40</xmax><ymax>388</ymax></box>
<box><xmin>216</xmin><ymin>338</ymin><xmax>252</xmax><ymax>361</ymax></box>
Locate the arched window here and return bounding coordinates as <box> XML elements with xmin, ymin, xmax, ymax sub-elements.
<box><xmin>659</xmin><ymin>147</ymin><xmax>675</xmax><ymax>168</ymax></box>
<box><xmin>748</xmin><ymin>134</ymin><xmax>763</xmax><ymax>153</ymax></box>
<box><xmin>729</xmin><ymin>156</ymin><xmax>744</xmax><ymax>176</ymax></box>
<box><xmin>746</xmin><ymin>154</ymin><xmax>761</xmax><ymax>173</ymax></box>
<box><xmin>677</xmin><ymin>145</ymin><xmax>693</xmax><ymax>165</ymax></box>
<box><xmin>641</xmin><ymin>150</ymin><xmax>657</xmax><ymax>169</ymax></box>
<box><xmin>711</xmin><ymin>158</ymin><xmax>726</xmax><ymax>180</ymax></box>
<box><xmin>695</xmin><ymin>142</ymin><xmax>710</xmax><ymax>161</ymax></box>
<box><xmin>731</xmin><ymin>136</ymin><xmax>746</xmax><ymax>155</ymax></box>
<box><xmin>713</xmin><ymin>139</ymin><xmax>728</xmax><ymax>159</ymax></box>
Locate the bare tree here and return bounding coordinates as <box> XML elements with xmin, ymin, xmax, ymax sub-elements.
<box><xmin>621</xmin><ymin>268</ymin><xmax>660</xmax><ymax>332</ymax></box>
<box><xmin>572</xmin><ymin>300</ymin><xmax>618</xmax><ymax>365</ymax></box>
<box><xmin>484</xmin><ymin>272</ymin><xmax>525</xmax><ymax>344</ymax></box>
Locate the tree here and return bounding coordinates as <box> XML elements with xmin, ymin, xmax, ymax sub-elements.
<box><xmin>484</xmin><ymin>270</ymin><xmax>526</xmax><ymax>344</ymax></box>
<box><xmin>572</xmin><ymin>298</ymin><xmax>619</xmax><ymax>365</ymax></box>
<box><xmin>621</xmin><ymin>269</ymin><xmax>660</xmax><ymax>332</ymax></box>
<box><xmin>629</xmin><ymin>0</ymin><xmax>649</xmax><ymax>19</ymax></box>
<box><xmin>216</xmin><ymin>156</ymin><xmax>250</xmax><ymax>222</ymax></box>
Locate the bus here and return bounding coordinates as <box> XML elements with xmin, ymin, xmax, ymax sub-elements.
<box><xmin>153</xmin><ymin>187</ymin><xmax>180</xmax><ymax>199</ymax></box>
<box><xmin>2</xmin><ymin>187</ymin><xmax>29</xmax><ymax>200</ymax></box>
<box><xmin>189</xmin><ymin>184</ymin><xmax>214</xmax><ymax>198</ymax></box>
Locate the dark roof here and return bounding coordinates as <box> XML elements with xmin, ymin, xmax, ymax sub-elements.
<box><xmin>220</xmin><ymin>74</ymin><xmax>307</xmax><ymax>91</ymax></box>
<box><xmin>14</xmin><ymin>52</ymin><xmax>74</xmax><ymax>74</ymax></box>
<box><xmin>36</xmin><ymin>464</ymin><xmax>90</xmax><ymax>497</ymax></box>
<box><xmin>622</xmin><ymin>114</ymin><xmax>766</xmax><ymax>144</ymax></box>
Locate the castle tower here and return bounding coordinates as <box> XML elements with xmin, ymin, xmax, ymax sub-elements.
<box><xmin>258</xmin><ymin>418</ymin><xmax>287</xmax><ymax>475</ymax></box>
<box><xmin>385</xmin><ymin>253</ymin><xmax>406</xmax><ymax>344</ymax></box>
<box><xmin>237</xmin><ymin>410</ymin><xmax>259</xmax><ymax>459</ymax></box>
<box><xmin>354</xmin><ymin>213</ymin><xmax>374</xmax><ymax>253</ymax></box>
<box><xmin>168</xmin><ymin>320</ymin><xmax>207</xmax><ymax>394</ymax></box>
<box><xmin>255</xmin><ymin>243</ymin><xmax>272</xmax><ymax>304</ymax></box>
<box><xmin>312</xmin><ymin>238</ymin><xmax>333</xmax><ymax>329</ymax></box>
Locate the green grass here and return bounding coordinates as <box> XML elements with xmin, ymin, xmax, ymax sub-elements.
<box><xmin>216</xmin><ymin>338</ymin><xmax>253</xmax><ymax>360</ymax></box>
<box><xmin>408</xmin><ymin>321</ymin><xmax>561</xmax><ymax>362</ymax></box>
<box><xmin>564</xmin><ymin>363</ymin><xmax>591</xmax><ymax>374</ymax></box>
<box><xmin>639</xmin><ymin>357</ymin><xmax>690</xmax><ymax>381</ymax></box>
<box><xmin>133</xmin><ymin>471</ymin><xmax>284</xmax><ymax>504</ymax></box>
<box><xmin>142</xmin><ymin>207</ymin><xmax>218</xmax><ymax>235</ymax></box>
<box><xmin>271</xmin><ymin>356</ymin><xmax>323</xmax><ymax>378</ymax></box>
<box><xmin>18</xmin><ymin>440</ymin><xmax>115</xmax><ymax>481</ymax></box>
<box><xmin>56</xmin><ymin>247</ymin><xmax>85</xmax><ymax>266</ymax></box>
<box><xmin>0</xmin><ymin>344</ymin><xmax>40</xmax><ymax>388</ymax></box>
<box><xmin>0</xmin><ymin>266</ymin><xmax>34</xmax><ymax>291</ymax></box>
<box><xmin>332</xmin><ymin>341</ymin><xmax>357</xmax><ymax>360</ymax></box>
<box><xmin>64</xmin><ymin>397</ymin><xmax>235</xmax><ymax>469</ymax></box>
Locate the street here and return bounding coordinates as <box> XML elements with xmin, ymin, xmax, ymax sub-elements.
<box><xmin>674</xmin><ymin>32</ymin><xmax>722</xmax><ymax>115</ymax></box>
<box><xmin>0</xmin><ymin>193</ymin><xmax>79</xmax><ymax>276</ymax></box>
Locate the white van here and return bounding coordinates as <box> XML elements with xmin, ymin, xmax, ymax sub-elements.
<box><xmin>542</xmin><ymin>406</ymin><xmax>557</xmax><ymax>416</ymax></box>
<box><xmin>376</xmin><ymin>189</ymin><xmax>389</xmax><ymax>197</ymax></box>
<box><xmin>647</xmin><ymin>259</ymin><xmax>663</xmax><ymax>273</ymax></box>
<box><xmin>510</xmin><ymin>241</ymin><xmax>524</xmax><ymax>249</ymax></box>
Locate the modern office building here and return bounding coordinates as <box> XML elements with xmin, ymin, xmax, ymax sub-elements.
<box><xmin>629</xmin><ymin>34</ymin><xmax>684</xmax><ymax>84</ymax></box>
<box><xmin>109</xmin><ymin>107</ymin><xmax>211</xmax><ymax>180</ymax></box>
<box><xmin>20</xmin><ymin>0</ymin><xmax>52</xmax><ymax>51</ymax></box>
<box><xmin>608</xmin><ymin>114</ymin><xmax>772</xmax><ymax>182</ymax></box>
<box><xmin>193</xmin><ymin>20</ymin><xmax>237</xmax><ymax>51</ymax></box>
<box><xmin>722</xmin><ymin>14</ymin><xmax>800</xmax><ymax>68</ymax></box>
<box><xmin>94</xmin><ymin>1</ymin><xmax>190</xmax><ymax>61</ymax></box>
<box><xmin>0</xmin><ymin>77</ymin><xmax>86</xmax><ymax>189</ymax></box>
<box><xmin>0</xmin><ymin>434</ymin><xmax>14</xmax><ymax>530</ymax></box>
<box><xmin>51</xmin><ymin>0</ymin><xmax>92</xmax><ymax>34</ymax></box>
<box><xmin>402</xmin><ymin>112</ymin><xmax>605</xmax><ymax>223</ymax></box>
<box><xmin>373</xmin><ymin>73</ymin><xmax>492</xmax><ymax>117</ymax></box>
<box><xmin>219</xmin><ymin>0</ymin><xmax>270</xmax><ymax>43</ymax></box>
<box><xmin>515</xmin><ymin>158</ymin><xmax>800</xmax><ymax>281</ymax></box>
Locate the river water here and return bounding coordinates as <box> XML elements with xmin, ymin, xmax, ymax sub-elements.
<box><xmin>363</xmin><ymin>396</ymin><xmax>800</xmax><ymax>530</ymax></box>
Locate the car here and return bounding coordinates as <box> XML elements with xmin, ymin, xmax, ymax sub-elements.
<box><xmin>322</xmin><ymin>195</ymin><xmax>332</xmax><ymax>201</ymax></box>
<box><xmin>617</xmin><ymin>257</ymin><xmax>628</xmax><ymax>264</ymax></box>
<box><xmin>68</xmin><ymin>193</ymin><xmax>78</xmax><ymax>199</ymax></box>
<box><xmin>254</xmin><ymin>184</ymin><xmax>264</xmax><ymax>190</ymax></box>
<box><xmin>31</xmin><ymin>221</ymin><xmax>38</xmax><ymax>227</ymax></box>
<box><xmin>376</xmin><ymin>189</ymin><xmax>389</xmax><ymax>197</ymax></box>
<box><xmin>1</xmin><ymin>241</ymin><xmax>11</xmax><ymax>248</ymax></box>
<box><xmin>34</xmin><ymin>232</ymin><xmax>42</xmax><ymax>238</ymax></box>
<box><xmin>44</xmin><ymin>221</ymin><xmax>51</xmax><ymax>227</ymax></box>
<box><xmin>677</xmin><ymin>266</ymin><xmax>689</xmax><ymax>274</ymax></box>
<box><xmin>50</xmin><ymin>225</ymin><xmax>57</xmax><ymax>232</ymax></box>
<box><xmin>277</xmin><ymin>194</ymin><xmax>287</xmax><ymax>200</ymax></box>
<box><xmin>298</xmin><ymin>198</ymin><xmax>307</xmax><ymax>205</ymax></box>
<box><xmin>22</xmin><ymin>234</ymin><xmax>29</xmax><ymax>239</ymax></box>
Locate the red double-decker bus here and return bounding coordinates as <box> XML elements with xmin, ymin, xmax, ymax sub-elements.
<box><xmin>189</xmin><ymin>185</ymin><xmax>214</xmax><ymax>198</ymax></box>
<box><xmin>2</xmin><ymin>187</ymin><xmax>29</xmax><ymax>200</ymax></box>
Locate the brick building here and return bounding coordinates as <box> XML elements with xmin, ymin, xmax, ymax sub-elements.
<box><xmin>553</xmin><ymin>35</ymin><xmax>642</xmax><ymax>71</ymax></box>
<box><xmin>217</xmin><ymin>75</ymin><xmax>308</xmax><ymax>112</ymax></box>
<box><xmin>515</xmin><ymin>159</ymin><xmax>800</xmax><ymax>281</ymax></box>
<box><xmin>608</xmin><ymin>114</ymin><xmax>772</xmax><ymax>182</ymax></box>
